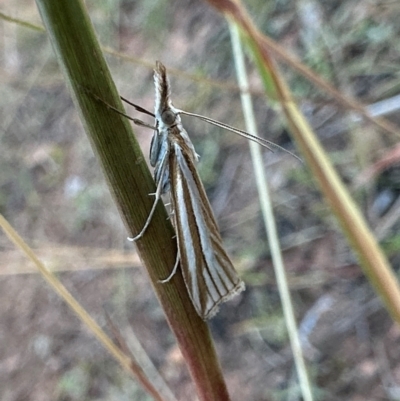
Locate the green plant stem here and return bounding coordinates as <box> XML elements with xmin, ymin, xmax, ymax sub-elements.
<box><xmin>229</xmin><ymin>23</ymin><xmax>314</xmax><ymax>401</ymax></box>
<box><xmin>34</xmin><ymin>1</ymin><xmax>231</xmax><ymax>400</ymax></box>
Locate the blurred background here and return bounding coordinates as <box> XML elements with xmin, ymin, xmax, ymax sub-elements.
<box><xmin>1</xmin><ymin>0</ymin><xmax>400</xmax><ymax>400</ymax></box>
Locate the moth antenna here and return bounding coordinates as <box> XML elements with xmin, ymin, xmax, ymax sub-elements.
<box><xmin>177</xmin><ymin>109</ymin><xmax>301</xmax><ymax>162</ymax></box>
<box><xmin>106</xmin><ymin>103</ymin><xmax>155</xmax><ymax>130</ymax></box>
<box><xmin>121</xmin><ymin>96</ymin><xmax>155</xmax><ymax>118</ymax></box>
<box><xmin>81</xmin><ymin>86</ymin><xmax>156</xmax><ymax>130</ymax></box>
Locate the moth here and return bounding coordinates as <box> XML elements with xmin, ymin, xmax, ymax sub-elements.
<box><xmin>124</xmin><ymin>61</ymin><xmax>290</xmax><ymax>319</ymax></box>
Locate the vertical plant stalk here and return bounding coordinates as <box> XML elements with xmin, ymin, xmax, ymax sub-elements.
<box><xmin>229</xmin><ymin>23</ymin><xmax>314</xmax><ymax>401</ymax></box>
<box><xmin>34</xmin><ymin>1</ymin><xmax>231</xmax><ymax>400</ymax></box>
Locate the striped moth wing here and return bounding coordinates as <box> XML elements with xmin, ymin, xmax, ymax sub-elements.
<box><xmin>169</xmin><ymin>132</ymin><xmax>245</xmax><ymax>319</ymax></box>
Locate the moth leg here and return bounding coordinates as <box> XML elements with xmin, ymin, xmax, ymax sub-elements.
<box><xmin>159</xmin><ymin>251</ymin><xmax>180</xmax><ymax>283</ymax></box>
<box><xmin>128</xmin><ymin>158</ymin><xmax>168</xmax><ymax>242</ymax></box>
<box><xmin>159</xmin><ymin>202</ymin><xmax>179</xmax><ymax>282</ymax></box>
<box><xmin>167</xmin><ymin>194</ymin><xmax>176</xmax><ymax>222</ymax></box>
<box><xmin>166</xmin><ymin>207</ymin><xmax>175</xmax><ymax>222</ymax></box>
<box><xmin>127</xmin><ymin>191</ymin><xmax>161</xmax><ymax>242</ymax></box>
